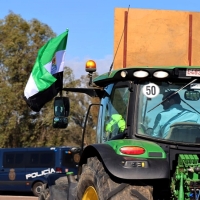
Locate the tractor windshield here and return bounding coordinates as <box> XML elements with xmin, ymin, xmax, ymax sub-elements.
<box><xmin>137</xmin><ymin>80</ymin><xmax>200</xmax><ymax>144</ymax></box>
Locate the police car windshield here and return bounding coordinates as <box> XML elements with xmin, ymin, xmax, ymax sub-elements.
<box><xmin>137</xmin><ymin>80</ymin><xmax>200</xmax><ymax>144</ymax></box>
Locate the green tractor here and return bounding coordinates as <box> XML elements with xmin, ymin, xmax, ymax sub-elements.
<box><xmin>40</xmin><ymin>61</ymin><xmax>200</xmax><ymax>200</ymax></box>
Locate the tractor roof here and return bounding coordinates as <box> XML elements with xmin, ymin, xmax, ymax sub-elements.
<box><xmin>93</xmin><ymin>66</ymin><xmax>200</xmax><ymax>87</ymax></box>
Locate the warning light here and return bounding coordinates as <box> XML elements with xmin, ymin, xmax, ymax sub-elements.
<box><xmin>85</xmin><ymin>60</ymin><xmax>96</xmax><ymax>73</ymax></box>
<box><xmin>120</xmin><ymin>146</ymin><xmax>145</xmax><ymax>155</ymax></box>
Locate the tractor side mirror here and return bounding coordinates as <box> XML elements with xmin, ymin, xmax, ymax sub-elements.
<box><xmin>184</xmin><ymin>90</ymin><xmax>200</xmax><ymax>101</ymax></box>
<box><xmin>53</xmin><ymin>97</ymin><xmax>70</xmax><ymax>128</ymax></box>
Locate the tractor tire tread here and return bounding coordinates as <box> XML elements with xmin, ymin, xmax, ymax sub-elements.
<box><xmin>76</xmin><ymin>156</ymin><xmax>153</xmax><ymax>200</ymax></box>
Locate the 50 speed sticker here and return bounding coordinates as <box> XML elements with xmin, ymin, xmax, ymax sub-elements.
<box><xmin>142</xmin><ymin>83</ymin><xmax>160</xmax><ymax>98</ymax></box>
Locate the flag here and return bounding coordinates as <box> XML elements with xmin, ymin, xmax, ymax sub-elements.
<box><xmin>24</xmin><ymin>30</ymin><xmax>68</xmax><ymax>112</ymax></box>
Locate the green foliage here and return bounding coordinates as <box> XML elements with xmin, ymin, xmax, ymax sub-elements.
<box><xmin>63</xmin><ymin>72</ymin><xmax>100</xmax><ymax>146</ymax></box>
<box><xmin>0</xmin><ymin>12</ymin><xmax>100</xmax><ymax>148</ymax></box>
<box><xmin>0</xmin><ymin>12</ymin><xmax>55</xmax><ymax>147</ymax></box>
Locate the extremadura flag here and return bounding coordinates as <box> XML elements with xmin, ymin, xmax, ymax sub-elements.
<box><xmin>24</xmin><ymin>30</ymin><xmax>68</xmax><ymax>112</ymax></box>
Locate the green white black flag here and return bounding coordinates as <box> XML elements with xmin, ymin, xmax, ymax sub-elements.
<box><xmin>24</xmin><ymin>30</ymin><xmax>68</xmax><ymax>112</ymax></box>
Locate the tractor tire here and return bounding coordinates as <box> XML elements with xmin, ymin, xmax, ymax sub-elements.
<box><xmin>38</xmin><ymin>183</ymin><xmax>50</xmax><ymax>200</ymax></box>
<box><xmin>76</xmin><ymin>157</ymin><xmax>153</xmax><ymax>200</ymax></box>
<box><xmin>49</xmin><ymin>176</ymin><xmax>69</xmax><ymax>200</ymax></box>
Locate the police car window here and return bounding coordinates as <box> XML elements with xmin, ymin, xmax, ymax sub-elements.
<box><xmin>62</xmin><ymin>151</ymin><xmax>75</xmax><ymax>168</ymax></box>
<box><xmin>26</xmin><ymin>151</ymin><xmax>54</xmax><ymax>168</ymax></box>
<box><xmin>30</xmin><ymin>153</ymin><xmax>39</xmax><ymax>165</ymax></box>
<box><xmin>3</xmin><ymin>152</ymin><xmax>25</xmax><ymax>168</ymax></box>
<box><xmin>40</xmin><ymin>152</ymin><xmax>55</xmax><ymax>167</ymax></box>
<box><xmin>15</xmin><ymin>153</ymin><xmax>24</xmax><ymax>167</ymax></box>
<box><xmin>4</xmin><ymin>154</ymin><xmax>14</xmax><ymax>167</ymax></box>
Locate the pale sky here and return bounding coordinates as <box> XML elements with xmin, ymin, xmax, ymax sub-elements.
<box><xmin>1</xmin><ymin>0</ymin><xmax>200</xmax><ymax>78</ymax></box>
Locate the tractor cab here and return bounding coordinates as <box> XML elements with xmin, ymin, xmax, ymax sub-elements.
<box><xmin>92</xmin><ymin>66</ymin><xmax>200</xmax><ymax>146</ymax></box>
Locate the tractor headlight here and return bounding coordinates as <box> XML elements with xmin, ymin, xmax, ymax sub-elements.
<box><xmin>153</xmin><ymin>71</ymin><xmax>169</xmax><ymax>78</ymax></box>
<box><xmin>133</xmin><ymin>70</ymin><xmax>149</xmax><ymax>78</ymax></box>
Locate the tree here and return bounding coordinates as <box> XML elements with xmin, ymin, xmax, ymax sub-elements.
<box><xmin>32</xmin><ymin>68</ymin><xmax>100</xmax><ymax>147</ymax></box>
<box><xmin>33</xmin><ymin>66</ymin><xmax>83</xmax><ymax>147</ymax></box>
<box><xmin>0</xmin><ymin>12</ymin><xmax>55</xmax><ymax>147</ymax></box>
<box><xmin>67</xmin><ymin>73</ymin><xmax>100</xmax><ymax>146</ymax></box>
<box><xmin>0</xmin><ymin>12</ymin><xmax>100</xmax><ymax>148</ymax></box>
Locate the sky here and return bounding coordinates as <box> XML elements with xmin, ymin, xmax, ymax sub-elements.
<box><xmin>1</xmin><ymin>0</ymin><xmax>200</xmax><ymax>79</ymax></box>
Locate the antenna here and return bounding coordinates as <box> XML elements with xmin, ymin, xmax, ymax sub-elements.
<box><xmin>108</xmin><ymin>5</ymin><xmax>130</xmax><ymax>74</ymax></box>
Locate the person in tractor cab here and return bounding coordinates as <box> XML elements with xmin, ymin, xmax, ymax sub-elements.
<box><xmin>152</xmin><ymin>91</ymin><xmax>200</xmax><ymax>138</ymax></box>
<box><xmin>104</xmin><ymin>87</ymin><xmax>129</xmax><ymax>140</ymax></box>
<box><xmin>105</xmin><ymin>114</ymin><xmax>126</xmax><ymax>136</ymax></box>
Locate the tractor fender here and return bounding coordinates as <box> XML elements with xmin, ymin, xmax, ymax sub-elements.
<box><xmin>79</xmin><ymin>144</ymin><xmax>169</xmax><ymax>180</ymax></box>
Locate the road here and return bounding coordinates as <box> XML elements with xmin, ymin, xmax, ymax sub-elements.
<box><xmin>0</xmin><ymin>192</ymin><xmax>37</xmax><ymax>200</ymax></box>
<box><xmin>0</xmin><ymin>196</ymin><xmax>37</xmax><ymax>200</ymax></box>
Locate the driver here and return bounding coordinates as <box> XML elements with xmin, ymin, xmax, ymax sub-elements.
<box><xmin>105</xmin><ymin>114</ymin><xmax>126</xmax><ymax>134</ymax></box>
<box><xmin>104</xmin><ymin>88</ymin><xmax>129</xmax><ymax>140</ymax></box>
<box><xmin>152</xmin><ymin>91</ymin><xmax>200</xmax><ymax>138</ymax></box>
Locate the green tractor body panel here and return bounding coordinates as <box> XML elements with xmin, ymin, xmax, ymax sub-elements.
<box><xmin>79</xmin><ymin>143</ymin><xmax>169</xmax><ymax>180</ymax></box>
<box><xmin>105</xmin><ymin>139</ymin><xmax>166</xmax><ymax>159</ymax></box>
<box><xmin>171</xmin><ymin>154</ymin><xmax>200</xmax><ymax>200</ymax></box>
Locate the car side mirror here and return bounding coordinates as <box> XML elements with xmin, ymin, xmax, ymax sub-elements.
<box><xmin>53</xmin><ymin>97</ymin><xmax>70</xmax><ymax>128</ymax></box>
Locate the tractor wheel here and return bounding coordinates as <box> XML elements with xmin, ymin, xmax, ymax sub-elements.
<box><xmin>49</xmin><ymin>176</ymin><xmax>69</xmax><ymax>200</ymax></box>
<box><xmin>38</xmin><ymin>183</ymin><xmax>50</xmax><ymax>200</ymax></box>
<box><xmin>77</xmin><ymin>157</ymin><xmax>153</xmax><ymax>200</ymax></box>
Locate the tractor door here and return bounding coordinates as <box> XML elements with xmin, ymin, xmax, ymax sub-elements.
<box><xmin>96</xmin><ymin>81</ymin><xmax>131</xmax><ymax>143</ymax></box>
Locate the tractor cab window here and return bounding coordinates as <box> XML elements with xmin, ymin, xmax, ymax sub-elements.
<box><xmin>137</xmin><ymin>80</ymin><xmax>200</xmax><ymax>144</ymax></box>
<box><xmin>97</xmin><ymin>83</ymin><xmax>130</xmax><ymax>143</ymax></box>
<box><xmin>104</xmin><ymin>86</ymin><xmax>129</xmax><ymax>141</ymax></box>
